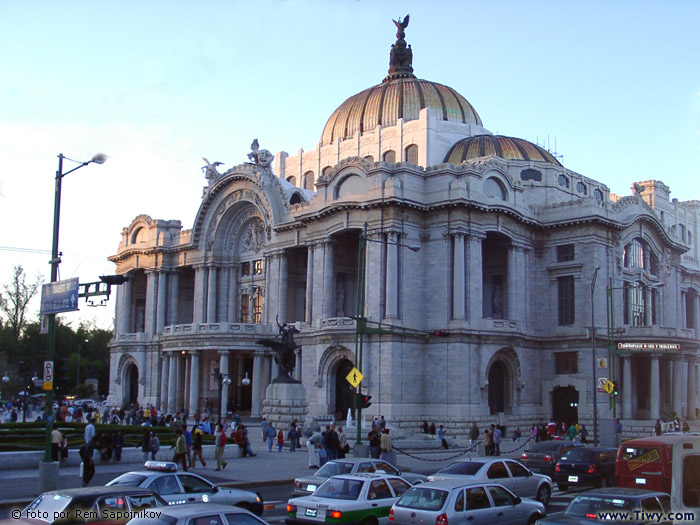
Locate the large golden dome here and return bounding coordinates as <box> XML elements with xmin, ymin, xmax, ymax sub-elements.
<box><xmin>320</xmin><ymin>15</ymin><xmax>482</xmax><ymax>146</ymax></box>
<box><xmin>320</xmin><ymin>79</ymin><xmax>483</xmax><ymax>146</ymax></box>
<box><xmin>444</xmin><ymin>135</ymin><xmax>562</xmax><ymax>166</ymax></box>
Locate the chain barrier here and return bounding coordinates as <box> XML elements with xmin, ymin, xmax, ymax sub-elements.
<box><xmin>393</xmin><ymin>436</ymin><xmax>532</xmax><ymax>462</ymax></box>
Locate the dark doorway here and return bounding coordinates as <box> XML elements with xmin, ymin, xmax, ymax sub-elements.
<box><xmin>552</xmin><ymin>386</ymin><xmax>579</xmax><ymax>425</ymax></box>
<box><xmin>335</xmin><ymin>359</ymin><xmax>355</xmax><ymax>418</ymax></box>
<box><xmin>488</xmin><ymin>361</ymin><xmax>507</xmax><ymax>414</ymax></box>
<box><xmin>125</xmin><ymin>363</ymin><xmax>139</xmax><ymax>406</ymax></box>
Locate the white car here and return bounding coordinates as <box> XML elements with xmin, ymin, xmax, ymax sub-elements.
<box><xmin>286</xmin><ymin>472</ymin><xmax>412</xmax><ymax>524</ymax></box>
<box><xmin>127</xmin><ymin>502</ymin><xmax>270</xmax><ymax>525</ymax></box>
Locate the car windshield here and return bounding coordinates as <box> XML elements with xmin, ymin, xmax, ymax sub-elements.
<box><xmin>528</xmin><ymin>442</ymin><xmax>561</xmax><ymax>452</ymax></box>
<box><xmin>314</xmin><ymin>478</ymin><xmax>364</xmax><ymax>500</ymax></box>
<box><xmin>561</xmin><ymin>449</ymin><xmax>596</xmax><ymax>462</ymax></box>
<box><xmin>396</xmin><ymin>487</ymin><xmax>449</xmax><ymax>511</ymax></box>
<box><xmin>566</xmin><ymin>495</ymin><xmax>635</xmax><ymax>517</ymax></box>
<box><xmin>23</xmin><ymin>493</ymin><xmax>72</xmax><ymax>518</ymax></box>
<box><xmin>106</xmin><ymin>473</ymin><xmax>149</xmax><ymax>486</ymax></box>
<box><xmin>316</xmin><ymin>461</ymin><xmax>355</xmax><ymax>477</ymax></box>
<box><xmin>438</xmin><ymin>462</ymin><xmax>482</xmax><ymax>475</ymax></box>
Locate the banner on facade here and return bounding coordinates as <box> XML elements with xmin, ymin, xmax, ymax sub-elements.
<box><xmin>617</xmin><ymin>343</ymin><xmax>680</xmax><ymax>352</ymax></box>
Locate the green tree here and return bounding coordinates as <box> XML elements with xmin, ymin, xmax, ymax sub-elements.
<box><xmin>0</xmin><ymin>265</ymin><xmax>43</xmax><ymax>339</ymax></box>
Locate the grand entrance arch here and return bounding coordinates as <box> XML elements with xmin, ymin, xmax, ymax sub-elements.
<box><xmin>124</xmin><ymin>362</ymin><xmax>139</xmax><ymax>407</ymax></box>
<box><xmin>334</xmin><ymin>359</ymin><xmax>355</xmax><ymax>419</ymax></box>
<box><xmin>488</xmin><ymin>361</ymin><xmax>508</xmax><ymax>414</ymax></box>
<box><xmin>552</xmin><ymin>386</ymin><xmax>579</xmax><ymax>425</ymax></box>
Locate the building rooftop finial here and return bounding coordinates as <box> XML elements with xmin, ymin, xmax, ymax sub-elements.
<box><xmin>384</xmin><ymin>14</ymin><xmax>415</xmax><ymax>82</ymax></box>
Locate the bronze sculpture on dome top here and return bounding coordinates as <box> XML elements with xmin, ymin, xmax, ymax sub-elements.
<box><xmin>385</xmin><ymin>14</ymin><xmax>415</xmax><ymax>82</ymax></box>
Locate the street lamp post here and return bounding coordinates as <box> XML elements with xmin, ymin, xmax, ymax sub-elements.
<box><xmin>591</xmin><ymin>266</ymin><xmax>600</xmax><ymax>446</ymax></box>
<box><xmin>42</xmin><ymin>153</ymin><xmax>106</xmax><ymax>490</ymax></box>
<box><xmin>212</xmin><ymin>367</ymin><xmax>231</xmax><ymax>425</ymax></box>
<box><xmin>352</xmin><ymin>224</ymin><xmax>423</xmax><ymax>446</ymax></box>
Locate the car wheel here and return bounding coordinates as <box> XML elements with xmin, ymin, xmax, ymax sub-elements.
<box><xmin>536</xmin><ymin>484</ymin><xmax>551</xmax><ymax>506</ymax></box>
<box><xmin>527</xmin><ymin>514</ymin><xmax>541</xmax><ymax>525</ymax></box>
<box><xmin>557</xmin><ymin>483</ymin><xmax>569</xmax><ymax>491</ymax></box>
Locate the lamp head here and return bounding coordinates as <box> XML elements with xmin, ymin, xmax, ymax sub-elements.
<box><xmin>241</xmin><ymin>372</ymin><xmax>251</xmax><ymax>386</ymax></box>
<box><xmin>91</xmin><ymin>153</ymin><xmax>108</xmax><ymax>165</ymax></box>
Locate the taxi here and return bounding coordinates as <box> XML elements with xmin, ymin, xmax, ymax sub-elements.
<box><xmin>286</xmin><ymin>472</ymin><xmax>412</xmax><ymax>525</ymax></box>
<box><xmin>106</xmin><ymin>461</ymin><xmax>264</xmax><ymax>516</ymax></box>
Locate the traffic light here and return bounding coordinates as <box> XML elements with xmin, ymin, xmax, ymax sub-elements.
<box><xmin>355</xmin><ymin>393</ymin><xmax>372</xmax><ymax>409</ymax></box>
<box><xmin>433</xmin><ymin>330</ymin><xmax>449</xmax><ymax>337</ymax></box>
<box><xmin>612</xmin><ymin>381</ymin><xmax>619</xmax><ymax>396</ymax></box>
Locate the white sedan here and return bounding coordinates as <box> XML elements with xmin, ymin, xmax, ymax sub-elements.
<box><xmin>286</xmin><ymin>472</ymin><xmax>412</xmax><ymax>524</ymax></box>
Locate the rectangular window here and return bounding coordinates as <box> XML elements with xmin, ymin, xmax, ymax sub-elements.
<box><xmin>252</xmin><ymin>293</ymin><xmax>263</xmax><ymax>323</ymax></box>
<box><xmin>554</xmin><ymin>352</ymin><xmax>578</xmax><ymax>374</ymax></box>
<box><xmin>254</xmin><ymin>260</ymin><xmax>264</xmax><ymax>274</ymax></box>
<box><xmin>556</xmin><ymin>244</ymin><xmax>575</xmax><ymax>262</ymax></box>
<box><xmin>557</xmin><ymin>276</ymin><xmax>575</xmax><ymax>325</ymax></box>
<box><xmin>241</xmin><ymin>262</ymin><xmax>250</xmax><ymax>276</ymax></box>
<box><xmin>240</xmin><ymin>294</ymin><xmax>250</xmax><ymax>323</ymax></box>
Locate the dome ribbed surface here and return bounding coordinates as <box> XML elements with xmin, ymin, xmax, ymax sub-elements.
<box><xmin>444</xmin><ymin>135</ymin><xmax>562</xmax><ymax>166</ymax></box>
<box><xmin>320</xmin><ymin>78</ymin><xmax>482</xmax><ymax>146</ymax></box>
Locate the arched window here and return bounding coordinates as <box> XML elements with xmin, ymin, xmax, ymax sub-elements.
<box><xmin>364</xmin><ymin>155</ymin><xmax>374</xmax><ymax>163</ymax></box>
<box><xmin>558</xmin><ymin>175</ymin><xmax>569</xmax><ymax>188</ymax></box>
<box><xmin>322</xmin><ymin>166</ymin><xmax>333</xmax><ymax>178</ymax></box>
<box><xmin>594</xmin><ymin>189</ymin><xmax>603</xmax><ymax>201</ymax></box>
<box><xmin>286</xmin><ymin>175</ymin><xmax>297</xmax><ymax>186</ymax></box>
<box><xmin>484</xmin><ymin>177</ymin><xmax>507</xmax><ymax>201</ymax></box>
<box><xmin>577</xmin><ymin>181</ymin><xmax>587</xmax><ymax>195</ymax></box>
<box><xmin>624</xmin><ymin>239</ymin><xmax>643</xmax><ymax>269</ymax></box>
<box><xmin>405</xmin><ymin>144</ymin><xmax>418</xmax><ymax>164</ymax></box>
<box><xmin>131</xmin><ymin>227</ymin><xmax>147</xmax><ymax>244</ymax></box>
<box><xmin>290</xmin><ymin>192</ymin><xmax>303</xmax><ymax>205</ymax></box>
<box><xmin>303</xmin><ymin>170</ymin><xmax>315</xmax><ymax>190</ymax></box>
<box><xmin>382</xmin><ymin>150</ymin><xmax>396</xmax><ymax>164</ymax></box>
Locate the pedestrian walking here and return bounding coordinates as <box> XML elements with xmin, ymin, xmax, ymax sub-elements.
<box><xmin>277</xmin><ymin>429</ymin><xmax>285</xmax><ymax>451</ymax></box>
<box><xmin>492</xmin><ymin>425</ymin><xmax>502</xmax><ymax>456</ymax></box>
<box><xmin>51</xmin><ymin>424</ymin><xmax>62</xmax><ymax>461</ymax></box>
<box><xmin>438</xmin><ymin>425</ymin><xmax>449</xmax><ymax>449</ymax></box>
<box><xmin>368</xmin><ymin>427</ymin><xmax>381</xmax><ymax>459</ymax></box>
<box><xmin>233</xmin><ymin>425</ymin><xmax>248</xmax><ymax>457</ymax></box>
<box><xmin>325</xmin><ymin>424</ymin><xmax>339</xmax><ymax>461</ymax></box>
<box><xmin>149</xmin><ymin>431</ymin><xmax>160</xmax><ymax>460</ymax></box>
<box><xmin>337</xmin><ymin>426</ymin><xmax>348</xmax><ymax>458</ymax></box>
<box><xmin>137</xmin><ymin>430</ymin><xmax>151</xmax><ymax>462</ymax></box>
<box><xmin>307</xmin><ymin>431</ymin><xmax>322</xmax><ymax>468</ymax></box>
<box><xmin>579</xmin><ymin>425</ymin><xmax>588</xmax><ymax>444</ymax></box>
<box><xmin>469</xmin><ymin>422</ymin><xmax>480</xmax><ymax>450</ymax></box>
<box><xmin>80</xmin><ymin>436</ymin><xmax>98</xmax><ymax>487</ymax></box>
<box><xmin>288</xmin><ymin>424</ymin><xmax>299</xmax><ymax>453</ymax></box>
<box><xmin>215</xmin><ymin>424</ymin><xmax>228</xmax><ymax>471</ymax></box>
<box><xmin>261</xmin><ymin>418</ymin><xmax>269</xmax><ymax>442</ymax></box>
<box><xmin>379</xmin><ymin>428</ymin><xmax>392</xmax><ymax>462</ymax></box>
<box><xmin>266</xmin><ymin>423</ymin><xmax>276</xmax><ymax>452</ymax></box>
<box><xmin>84</xmin><ymin>418</ymin><xmax>96</xmax><ymax>444</ymax></box>
<box><xmin>190</xmin><ymin>427</ymin><xmax>207</xmax><ymax>467</ymax></box>
<box><xmin>172</xmin><ymin>428</ymin><xmax>188</xmax><ymax>471</ymax></box>
<box><xmin>483</xmin><ymin>429</ymin><xmax>493</xmax><ymax>456</ymax></box>
<box><xmin>112</xmin><ymin>430</ymin><xmax>123</xmax><ymax>462</ymax></box>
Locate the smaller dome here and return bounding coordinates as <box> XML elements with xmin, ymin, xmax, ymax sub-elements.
<box><xmin>444</xmin><ymin>135</ymin><xmax>562</xmax><ymax>167</ymax></box>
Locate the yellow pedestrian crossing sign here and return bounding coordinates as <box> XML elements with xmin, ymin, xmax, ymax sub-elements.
<box><xmin>603</xmin><ymin>380</ymin><xmax>615</xmax><ymax>394</ymax></box>
<box><xmin>346</xmin><ymin>367</ymin><xmax>364</xmax><ymax>388</ymax></box>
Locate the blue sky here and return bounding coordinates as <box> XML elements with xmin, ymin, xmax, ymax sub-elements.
<box><xmin>1</xmin><ymin>0</ymin><xmax>698</xmax><ymax>329</ymax></box>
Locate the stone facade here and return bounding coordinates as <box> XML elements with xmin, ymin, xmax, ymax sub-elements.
<box><xmin>107</xmin><ymin>20</ymin><xmax>700</xmax><ymax>439</ymax></box>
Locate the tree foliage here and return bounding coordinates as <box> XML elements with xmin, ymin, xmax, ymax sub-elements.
<box><xmin>0</xmin><ymin>265</ymin><xmax>43</xmax><ymax>339</ymax></box>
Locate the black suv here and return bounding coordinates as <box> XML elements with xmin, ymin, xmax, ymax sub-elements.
<box><xmin>553</xmin><ymin>446</ymin><xmax>617</xmax><ymax>491</ymax></box>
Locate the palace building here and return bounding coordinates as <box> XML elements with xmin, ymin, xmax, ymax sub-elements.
<box><xmin>107</xmin><ymin>17</ymin><xmax>700</xmax><ymax>434</ymax></box>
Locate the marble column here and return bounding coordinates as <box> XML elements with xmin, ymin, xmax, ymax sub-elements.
<box><xmin>695</xmin><ymin>295</ymin><xmax>700</xmax><ymax>333</ymax></box>
<box><xmin>193</xmin><ymin>266</ymin><xmax>207</xmax><ymax>323</ymax></box>
<box><xmin>168</xmin><ymin>271</ymin><xmax>179</xmax><ymax>326</ymax></box>
<box><xmin>144</xmin><ymin>270</ymin><xmax>157</xmax><ymax>335</ymax></box>
<box><xmin>305</xmin><ymin>245</ymin><xmax>314</xmax><ymax>324</ymax></box>
<box><xmin>167</xmin><ymin>353</ymin><xmax>177</xmax><ymax>414</ymax></box>
<box><xmin>322</xmin><ymin>241</ymin><xmax>335</xmax><ymax>319</ymax></box>
<box><xmin>467</xmin><ymin>234</ymin><xmax>483</xmax><ymax>322</ymax></box>
<box><xmin>295</xmin><ymin>348</ymin><xmax>302</xmax><ymax>381</ymax></box>
<box><xmin>175</xmin><ymin>353</ymin><xmax>185</xmax><ymax>412</ymax></box>
<box><xmin>452</xmin><ymin>233</ymin><xmax>466</xmax><ymax>320</ymax></box>
<box><xmin>207</xmin><ymin>266</ymin><xmax>218</xmax><ymax>323</ymax></box>
<box><xmin>506</xmin><ymin>245</ymin><xmax>518</xmax><ymax>320</ymax></box>
<box><xmin>183</xmin><ymin>353</ymin><xmax>190</xmax><ymax>413</ymax></box>
<box><xmin>220</xmin><ymin>351</ymin><xmax>230</xmax><ymax>416</ymax></box>
<box><xmin>160</xmin><ymin>353</ymin><xmax>170</xmax><ymax>413</ymax></box>
<box><xmin>385</xmin><ymin>232</ymin><xmax>399</xmax><ymax>319</ymax></box>
<box><xmin>188</xmin><ymin>351</ymin><xmax>200</xmax><ymax>415</ymax></box>
<box><xmin>650</xmin><ymin>355</ymin><xmax>660</xmax><ymax>420</ymax></box>
<box><xmin>251</xmin><ymin>352</ymin><xmax>262</xmax><ymax>417</ymax></box>
<box><xmin>120</xmin><ymin>278</ymin><xmax>132</xmax><ymax>335</ymax></box>
<box><xmin>673</xmin><ymin>357</ymin><xmax>685</xmax><ymax>417</ymax></box>
<box><xmin>228</xmin><ymin>264</ymin><xmax>239</xmax><ymax>323</ymax></box>
<box><xmin>156</xmin><ymin>271</ymin><xmax>167</xmax><ymax>333</ymax></box>
<box><xmin>645</xmin><ymin>288</ymin><xmax>653</xmax><ymax>326</ymax></box>
<box><xmin>688</xmin><ymin>358</ymin><xmax>698</xmax><ymax>420</ymax></box>
<box><xmin>622</xmin><ymin>355</ymin><xmax>633</xmax><ymax>419</ymax></box>
<box><xmin>279</xmin><ymin>252</ymin><xmax>289</xmax><ymax>323</ymax></box>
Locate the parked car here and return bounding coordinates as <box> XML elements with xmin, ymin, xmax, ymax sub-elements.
<box><xmin>390</xmin><ymin>479</ymin><xmax>546</xmax><ymax>525</ymax></box>
<box><xmin>292</xmin><ymin>458</ymin><xmax>427</xmax><ymax>497</ymax></box>
<box><xmin>106</xmin><ymin>461</ymin><xmax>264</xmax><ymax>516</ymax></box>
<box><xmin>127</xmin><ymin>503</ymin><xmax>271</xmax><ymax>525</ymax></box>
<box><xmin>534</xmin><ymin>487</ymin><xmax>672</xmax><ymax>524</ymax></box>
<box><xmin>554</xmin><ymin>446</ymin><xmax>617</xmax><ymax>491</ymax></box>
<box><xmin>287</xmin><ymin>472</ymin><xmax>412</xmax><ymax>524</ymax></box>
<box><xmin>520</xmin><ymin>440</ymin><xmax>585</xmax><ymax>476</ymax></box>
<box><xmin>1</xmin><ymin>486</ymin><xmax>166</xmax><ymax>525</ymax></box>
<box><xmin>427</xmin><ymin>457</ymin><xmax>553</xmax><ymax>506</ymax></box>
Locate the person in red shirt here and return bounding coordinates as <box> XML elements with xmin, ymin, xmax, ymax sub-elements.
<box><xmin>215</xmin><ymin>424</ymin><xmax>228</xmax><ymax>471</ymax></box>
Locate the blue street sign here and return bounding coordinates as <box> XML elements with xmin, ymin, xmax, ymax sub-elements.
<box><xmin>40</xmin><ymin>278</ymin><xmax>80</xmax><ymax>314</ymax></box>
